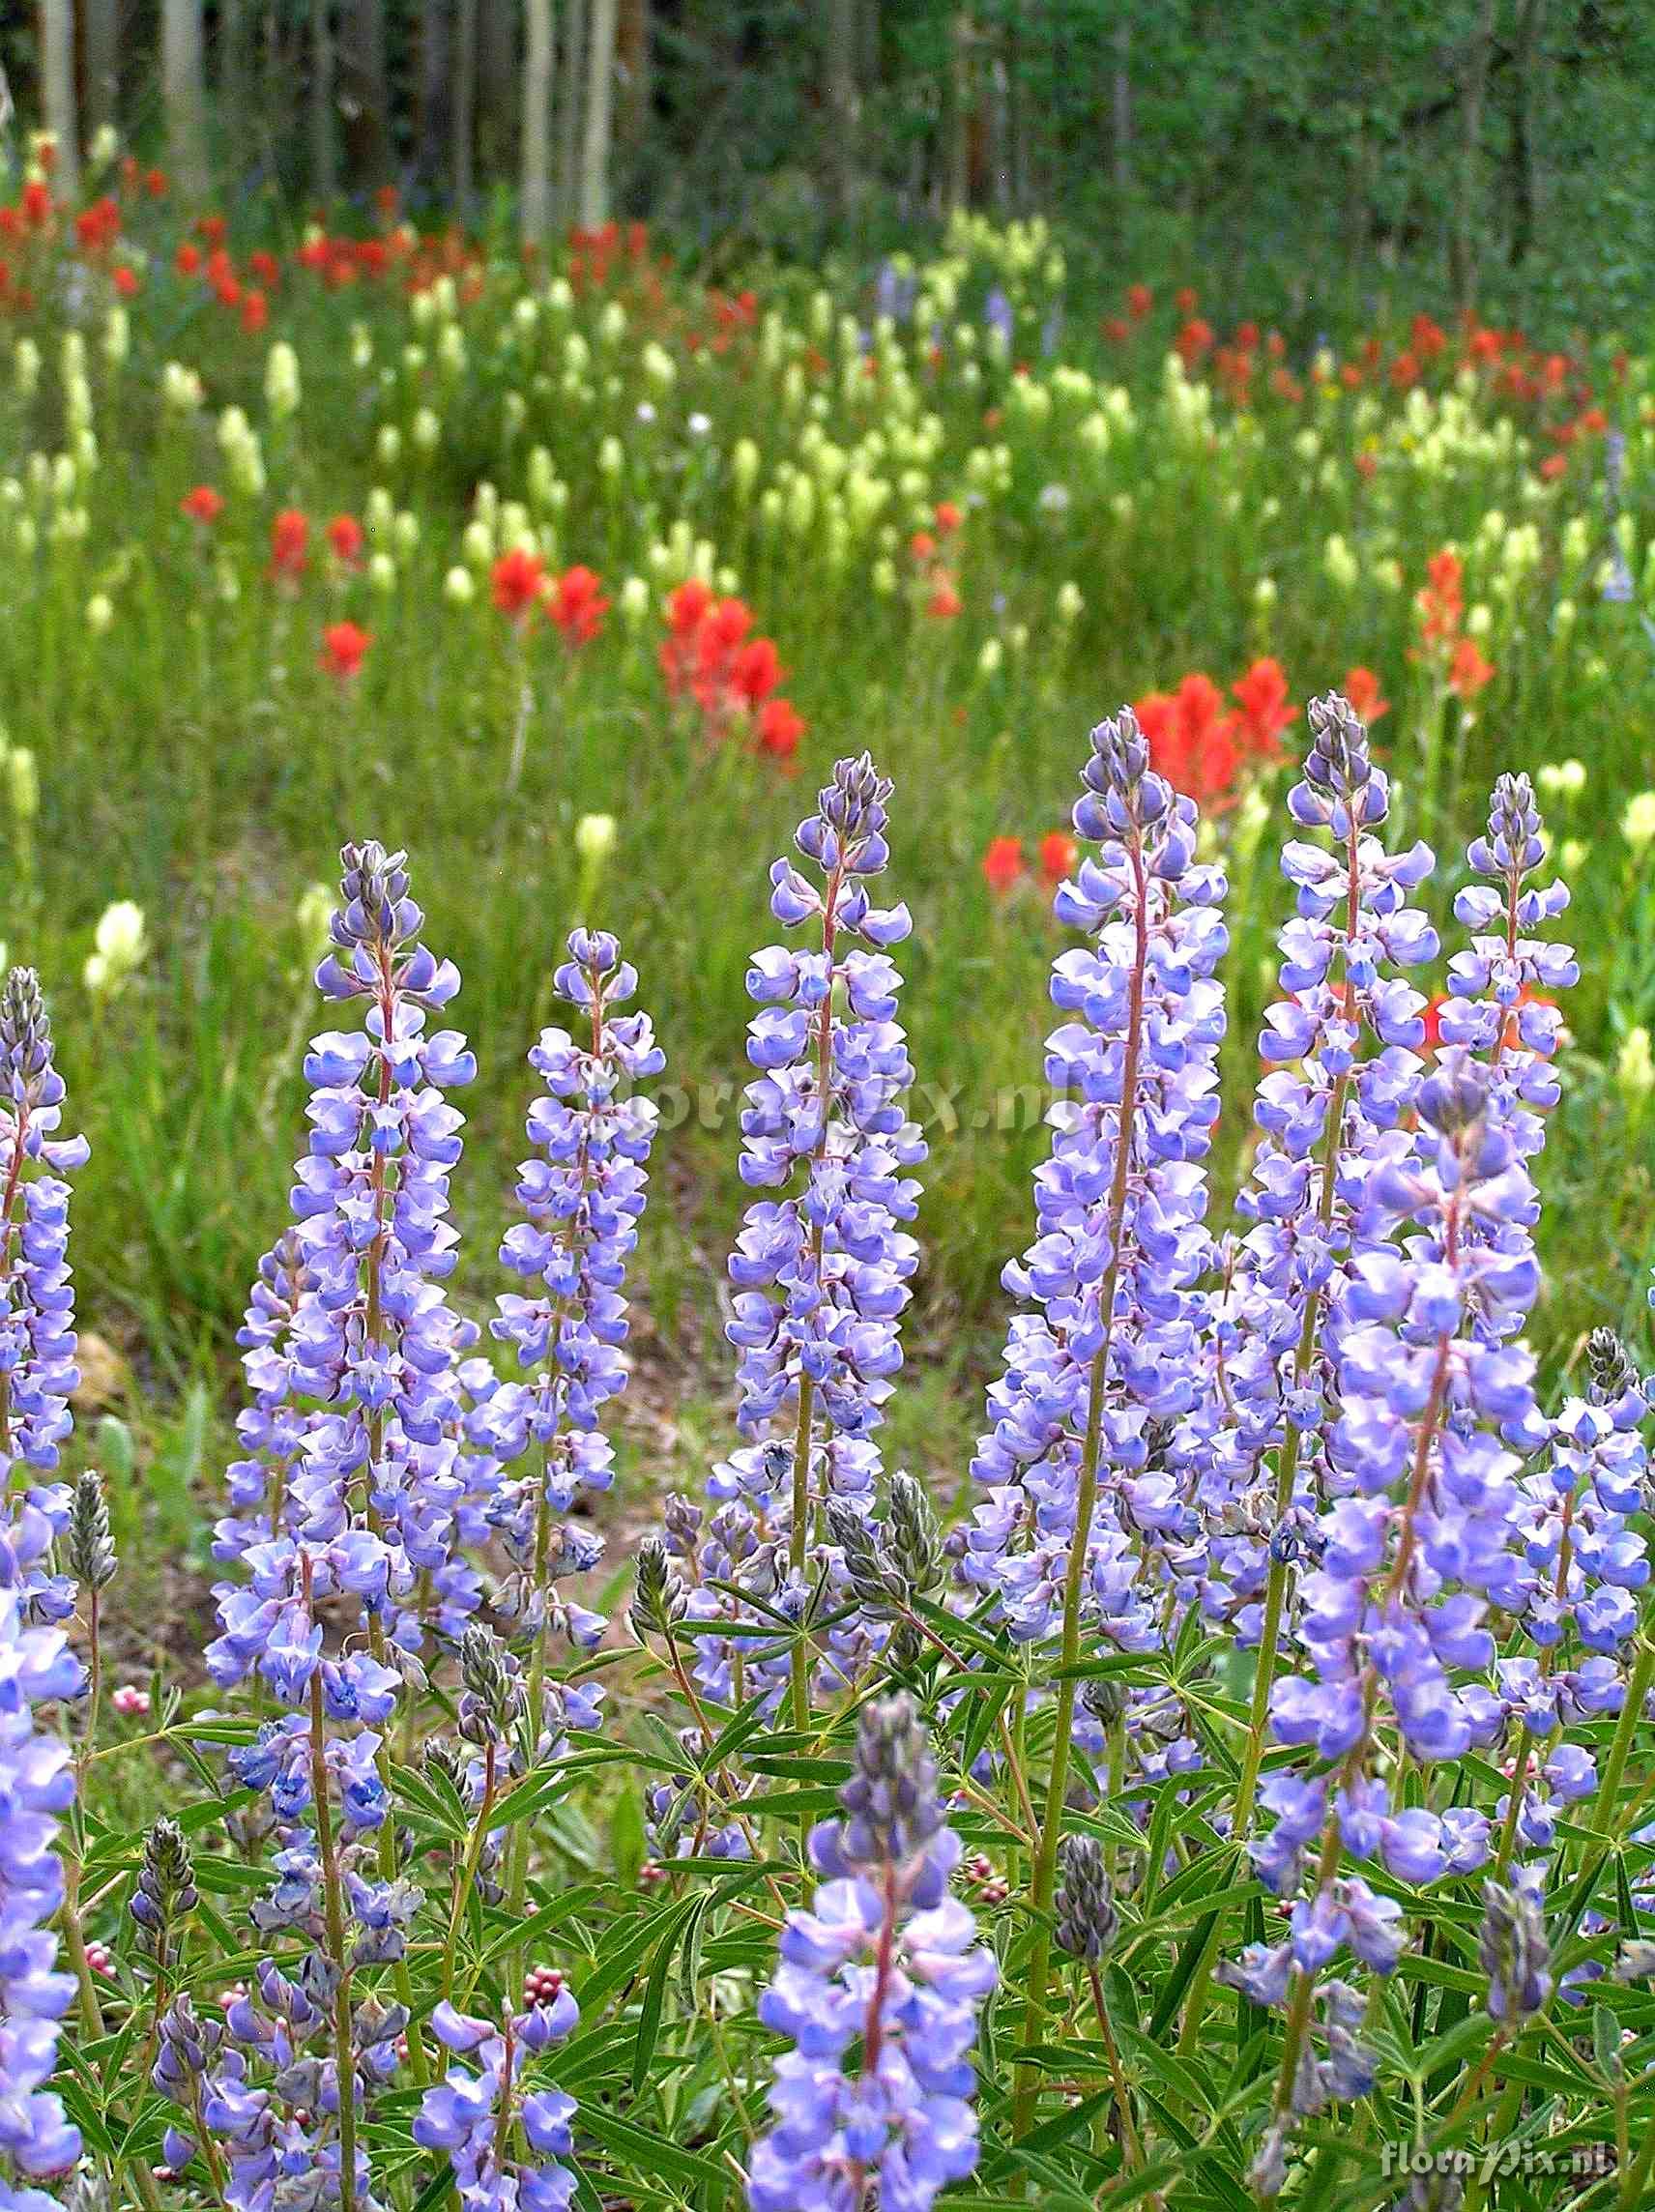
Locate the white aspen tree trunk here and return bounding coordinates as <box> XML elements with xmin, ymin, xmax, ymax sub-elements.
<box><xmin>162</xmin><ymin>0</ymin><xmax>211</xmax><ymax>202</ymax></box>
<box><xmin>40</xmin><ymin>0</ymin><xmax>81</xmax><ymax>199</ymax></box>
<box><xmin>578</xmin><ymin>0</ymin><xmax>617</xmax><ymax>226</ymax></box>
<box><xmin>522</xmin><ymin>0</ymin><xmax>557</xmax><ymax>244</ymax></box>
<box><xmin>558</xmin><ymin>0</ymin><xmax>587</xmax><ymax>222</ymax></box>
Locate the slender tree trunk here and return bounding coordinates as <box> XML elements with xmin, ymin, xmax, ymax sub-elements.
<box><xmin>479</xmin><ymin>0</ymin><xmax>516</xmax><ymax>178</ymax></box>
<box><xmin>558</xmin><ymin>0</ymin><xmax>587</xmax><ymax>223</ymax></box>
<box><xmin>453</xmin><ymin>0</ymin><xmax>479</xmax><ymax>213</ymax></box>
<box><xmin>825</xmin><ymin>0</ymin><xmax>857</xmax><ymax>224</ymax></box>
<box><xmin>1112</xmin><ymin>8</ymin><xmax>1131</xmax><ymax>197</ymax></box>
<box><xmin>945</xmin><ymin>11</ymin><xmax>972</xmax><ymax>214</ymax></box>
<box><xmin>40</xmin><ymin>0</ymin><xmax>81</xmax><ymax>197</ymax></box>
<box><xmin>578</xmin><ymin>0</ymin><xmax>617</xmax><ymax>225</ymax></box>
<box><xmin>1508</xmin><ymin>0</ymin><xmax>1547</xmax><ymax>266</ymax></box>
<box><xmin>522</xmin><ymin>0</ymin><xmax>556</xmax><ymax>242</ymax></box>
<box><xmin>1448</xmin><ymin>0</ymin><xmax>1496</xmax><ymax>308</ymax></box>
<box><xmin>85</xmin><ymin>0</ymin><xmax>120</xmax><ymax>138</ymax></box>
<box><xmin>310</xmin><ymin>0</ymin><xmax>336</xmax><ymax>203</ymax></box>
<box><xmin>417</xmin><ymin>0</ymin><xmax>450</xmax><ymax>191</ymax></box>
<box><xmin>162</xmin><ymin>0</ymin><xmax>211</xmax><ymax>201</ymax></box>
<box><xmin>340</xmin><ymin>0</ymin><xmax>391</xmax><ymax>186</ymax></box>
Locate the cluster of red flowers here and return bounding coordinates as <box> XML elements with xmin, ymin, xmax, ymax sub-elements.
<box><xmin>175</xmin><ymin>215</ymin><xmax>271</xmax><ymax>333</ymax></box>
<box><xmin>0</xmin><ymin>144</ymin><xmax>158</xmax><ymax>306</ymax></box>
<box><xmin>982</xmin><ymin>657</ymin><xmax>1393</xmax><ymax>893</ymax></box>
<box><xmin>1413</xmin><ymin>549</ymin><xmax>1495</xmax><ymax>699</ymax></box>
<box><xmin>1129</xmin><ymin>655</ymin><xmax>1295</xmax><ymax>814</ymax></box>
<box><xmin>659</xmin><ymin>579</ymin><xmax>804</xmax><ymax>761</ymax></box>
<box><xmin>911</xmin><ymin>500</ymin><xmax>966</xmax><ymax>620</ymax></box>
<box><xmin>567</xmin><ymin>220</ymin><xmax>653</xmax><ymax>294</ymax></box>
<box><xmin>1097</xmin><ymin>283</ymin><xmax>1612</xmax><ymax>461</ymax></box>
<box><xmin>981</xmin><ymin>830</ymin><xmax>1079</xmax><ymax>898</ymax></box>
<box><xmin>489</xmin><ymin>547</ymin><xmax>611</xmax><ymax>647</ymax></box>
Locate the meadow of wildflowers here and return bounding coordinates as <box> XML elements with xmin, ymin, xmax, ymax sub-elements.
<box><xmin>5</xmin><ymin>131</ymin><xmax>1655</xmax><ymax>2212</ymax></box>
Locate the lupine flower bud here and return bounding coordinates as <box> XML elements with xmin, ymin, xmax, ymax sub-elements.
<box><xmin>629</xmin><ymin>1535</ymin><xmax>686</xmax><ymax>1643</ymax></box>
<box><xmin>1477</xmin><ymin>1878</ymin><xmax>1552</xmax><ymax>2024</ymax></box>
<box><xmin>67</xmin><ymin>1470</ymin><xmax>116</xmax><ymax>1592</ymax></box>
<box><xmin>1588</xmin><ymin>1328</ymin><xmax>1640</xmax><ymax>1407</ymax></box>
<box><xmin>457</xmin><ymin>1624</ymin><xmax>525</xmax><ymax>1744</ymax></box>
<box><xmin>131</xmin><ymin>1818</ymin><xmax>197</xmax><ymax>1948</ymax></box>
<box><xmin>837</xmin><ymin>1691</ymin><xmax>945</xmax><ymax>1869</ymax></box>
<box><xmin>824</xmin><ymin>1499</ymin><xmax>906</xmax><ymax>1617</ymax></box>
<box><xmin>1055</xmin><ymin>1835</ymin><xmax>1119</xmax><ymax>1963</ymax></box>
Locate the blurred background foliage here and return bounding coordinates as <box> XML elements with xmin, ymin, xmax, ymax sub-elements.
<box><xmin>6</xmin><ymin>2</ymin><xmax>1655</xmax><ymax>328</ymax></box>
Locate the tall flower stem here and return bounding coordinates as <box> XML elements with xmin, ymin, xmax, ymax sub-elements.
<box><xmin>442</xmin><ymin>1740</ymin><xmax>499</xmax><ymax>2001</ymax></box>
<box><xmin>307</xmin><ymin>1664</ymin><xmax>358</xmax><ymax>2212</ymax></box>
<box><xmin>1179</xmin><ymin>801</ymin><xmax>1367</xmax><ymax>2058</ymax></box>
<box><xmin>787</xmin><ymin>859</ymin><xmax>844</xmax><ymax>1740</ymax></box>
<box><xmin>1012</xmin><ymin>839</ymin><xmax>1147</xmax><ymax>2143</ymax></box>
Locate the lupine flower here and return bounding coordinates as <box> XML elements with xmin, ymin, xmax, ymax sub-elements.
<box><xmin>721</xmin><ymin>753</ymin><xmax>920</xmax><ymax>1499</ymax></box>
<box><xmin>206</xmin><ymin>841</ymin><xmax>478</xmax><ymax>1721</ymax></box>
<box><xmin>415</xmin><ymin>1990</ymin><xmax>580</xmax><ymax>2212</ymax></box>
<box><xmin>0</xmin><ymin>970</ymin><xmax>91</xmax><ymax>1530</ymax></box>
<box><xmin>1205</xmin><ymin>692</ymin><xmax>1437</xmax><ymax>1679</ymax></box>
<box><xmin>467</xmin><ymin>930</ymin><xmax>662</xmax><ymax>1662</ymax></box>
<box><xmin>969</xmin><ymin>708</ymin><xmax>1227</xmax><ymax>1672</ymax></box>
<box><xmin>747</xmin><ymin>1694</ymin><xmax>995</xmax><ymax>2211</ymax></box>
<box><xmin>658</xmin><ymin>755</ymin><xmax>924</xmax><ymax>1711</ymax></box>
<box><xmin>1054</xmin><ymin>1836</ymin><xmax>1118</xmax><ymax>1964</ymax></box>
<box><xmin>0</xmin><ymin>1535</ymin><xmax>82</xmax><ymax>2195</ymax></box>
<box><xmin>1478</xmin><ymin>1877</ymin><xmax>1552</xmax><ymax>2023</ymax></box>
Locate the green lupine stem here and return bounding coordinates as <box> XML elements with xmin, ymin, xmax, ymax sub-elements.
<box><xmin>1011</xmin><ymin>835</ymin><xmax>1148</xmax><ymax>2145</ymax></box>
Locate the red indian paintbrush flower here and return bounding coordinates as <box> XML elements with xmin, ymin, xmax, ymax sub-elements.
<box><xmin>492</xmin><ymin>546</ymin><xmax>547</xmax><ymax>620</ymax></box>
<box><xmin>326</xmin><ymin>514</ymin><xmax>364</xmax><ymax>566</ymax></box>
<box><xmin>545</xmin><ymin>566</ymin><xmax>609</xmax><ymax>646</ymax></box>
<box><xmin>181</xmin><ymin>485</ymin><xmax>223</xmax><ymax>526</ymax></box>
<box><xmin>319</xmin><ymin>621</ymin><xmax>371</xmax><ymax>681</ymax></box>
<box><xmin>982</xmin><ymin>836</ymin><xmax>1025</xmax><ymax>895</ymax></box>
<box><xmin>270</xmin><ymin>509</ymin><xmax>309</xmax><ymax>579</ymax></box>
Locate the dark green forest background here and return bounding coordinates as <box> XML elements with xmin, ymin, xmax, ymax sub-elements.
<box><xmin>6</xmin><ymin>3</ymin><xmax>1655</xmax><ymax>335</ymax></box>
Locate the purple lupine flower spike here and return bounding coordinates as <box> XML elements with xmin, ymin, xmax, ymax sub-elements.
<box><xmin>0</xmin><ymin>1520</ymin><xmax>82</xmax><ymax>2197</ymax></box>
<box><xmin>968</xmin><ymin>707</ymin><xmax>1228</xmax><ymax>1675</ymax></box>
<box><xmin>415</xmin><ymin>1982</ymin><xmax>580</xmax><ymax>2210</ymax></box>
<box><xmin>465</xmin><ymin>926</ymin><xmax>663</xmax><ymax>1664</ymax></box>
<box><xmin>747</xmin><ymin>1693</ymin><xmax>995</xmax><ymax>2211</ymax></box>
<box><xmin>0</xmin><ymin>969</ymin><xmax>91</xmax><ymax>1591</ymax></box>
<box><xmin>1198</xmin><ymin>693</ymin><xmax>1437</xmax><ymax>1787</ymax></box>
<box><xmin>663</xmin><ymin>754</ymin><xmax>925</xmax><ymax>1714</ymax></box>
<box><xmin>207</xmin><ymin>839</ymin><xmax>479</xmax><ymax>1720</ymax></box>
